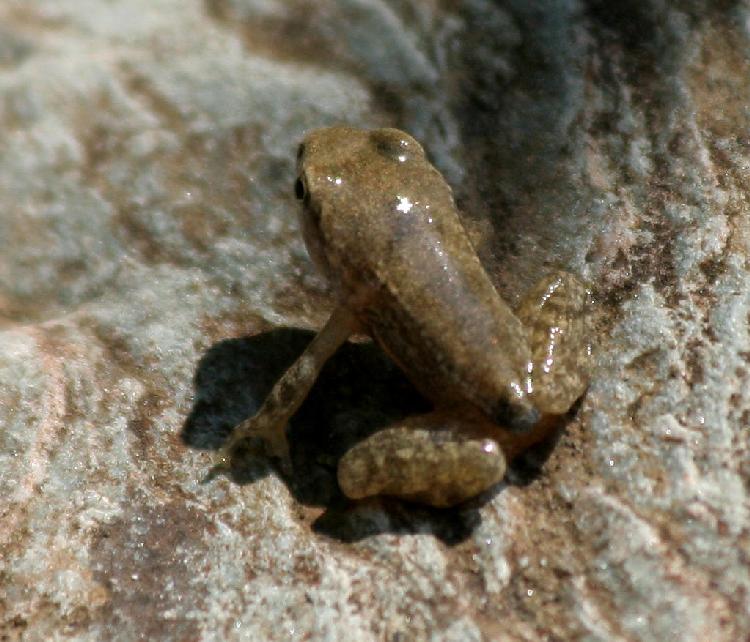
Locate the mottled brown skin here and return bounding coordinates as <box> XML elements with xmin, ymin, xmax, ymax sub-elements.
<box><xmin>212</xmin><ymin>126</ymin><xmax>591</xmax><ymax>507</ymax></box>
<box><xmin>299</xmin><ymin>127</ymin><xmax>538</xmax><ymax>425</ymax></box>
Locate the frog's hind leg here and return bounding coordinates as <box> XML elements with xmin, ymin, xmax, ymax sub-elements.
<box><xmin>516</xmin><ymin>271</ymin><xmax>592</xmax><ymax>415</ymax></box>
<box><xmin>337</xmin><ymin>412</ymin><xmax>506</xmax><ymax>507</ymax></box>
<box><xmin>209</xmin><ymin>305</ymin><xmax>358</xmax><ymax>479</ymax></box>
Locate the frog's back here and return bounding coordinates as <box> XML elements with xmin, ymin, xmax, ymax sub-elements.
<box><xmin>302</xmin><ymin>127</ymin><xmax>534</xmax><ymax>423</ymax></box>
<box><xmin>360</xmin><ymin>194</ymin><xmax>533</xmax><ymax>424</ymax></box>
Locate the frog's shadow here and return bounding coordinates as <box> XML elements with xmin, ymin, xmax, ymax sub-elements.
<box><xmin>181</xmin><ymin>329</ymin><xmax>559</xmax><ymax>544</ymax></box>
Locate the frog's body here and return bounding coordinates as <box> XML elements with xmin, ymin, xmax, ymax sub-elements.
<box><xmin>299</xmin><ymin>127</ymin><xmax>536</xmax><ymax>428</ymax></box>
<box><xmin>213</xmin><ymin>126</ymin><xmax>590</xmax><ymax>507</ymax></box>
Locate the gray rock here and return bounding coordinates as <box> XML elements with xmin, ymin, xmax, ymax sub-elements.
<box><xmin>1</xmin><ymin>1</ymin><xmax>749</xmax><ymax>640</ymax></box>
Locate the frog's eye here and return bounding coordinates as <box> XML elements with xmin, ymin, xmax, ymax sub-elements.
<box><xmin>294</xmin><ymin>177</ymin><xmax>306</xmax><ymax>200</ymax></box>
<box><xmin>370</xmin><ymin>128</ymin><xmax>424</xmax><ymax>162</ymax></box>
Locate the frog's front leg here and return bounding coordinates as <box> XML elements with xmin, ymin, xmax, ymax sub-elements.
<box><xmin>210</xmin><ymin>305</ymin><xmax>358</xmax><ymax>478</ymax></box>
<box><xmin>516</xmin><ymin>271</ymin><xmax>592</xmax><ymax>415</ymax></box>
<box><xmin>337</xmin><ymin>411</ymin><xmax>507</xmax><ymax>507</ymax></box>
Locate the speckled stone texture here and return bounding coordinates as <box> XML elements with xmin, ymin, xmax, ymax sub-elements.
<box><xmin>1</xmin><ymin>1</ymin><xmax>749</xmax><ymax>640</ymax></box>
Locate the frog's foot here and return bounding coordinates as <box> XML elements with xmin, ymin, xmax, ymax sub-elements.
<box><xmin>337</xmin><ymin>412</ymin><xmax>506</xmax><ymax>508</ymax></box>
<box><xmin>516</xmin><ymin>270</ymin><xmax>592</xmax><ymax>415</ymax></box>
<box><xmin>204</xmin><ymin>305</ymin><xmax>359</xmax><ymax>484</ymax></box>
<box><xmin>206</xmin><ymin>414</ymin><xmax>292</xmax><ymax>482</ymax></box>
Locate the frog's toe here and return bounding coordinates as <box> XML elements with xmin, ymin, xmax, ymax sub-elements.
<box><xmin>214</xmin><ymin>445</ymin><xmax>234</xmax><ymax>470</ymax></box>
<box><xmin>202</xmin><ymin>447</ymin><xmax>233</xmax><ymax>483</ymax></box>
<box><xmin>264</xmin><ymin>429</ymin><xmax>292</xmax><ymax>467</ymax></box>
<box><xmin>205</xmin><ymin>423</ymin><xmax>293</xmax><ymax>482</ymax></box>
<box><xmin>254</xmin><ymin>429</ymin><xmax>293</xmax><ymax>476</ymax></box>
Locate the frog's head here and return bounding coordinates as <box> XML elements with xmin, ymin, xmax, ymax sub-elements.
<box><xmin>294</xmin><ymin>126</ymin><xmax>428</xmax><ymax>280</ymax></box>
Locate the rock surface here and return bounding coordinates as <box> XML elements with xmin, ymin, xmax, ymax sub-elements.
<box><xmin>2</xmin><ymin>1</ymin><xmax>749</xmax><ymax>640</ymax></box>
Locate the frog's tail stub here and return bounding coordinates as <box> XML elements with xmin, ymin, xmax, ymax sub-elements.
<box><xmin>337</xmin><ymin>415</ymin><xmax>506</xmax><ymax>508</ymax></box>
<box><xmin>491</xmin><ymin>398</ymin><xmax>541</xmax><ymax>434</ymax></box>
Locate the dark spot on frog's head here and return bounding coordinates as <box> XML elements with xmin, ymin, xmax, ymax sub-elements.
<box><xmin>296</xmin><ymin>142</ymin><xmax>305</xmax><ymax>161</ymax></box>
<box><xmin>294</xmin><ymin>171</ymin><xmax>315</xmax><ymax>214</ymax></box>
<box><xmin>370</xmin><ymin>128</ymin><xmax>424</xmax><ymax>163</ymax></box>
<box><xmin>294</xmin><ymin>176</ymin><xmax>306</xmax><ymax>201</ymax></box>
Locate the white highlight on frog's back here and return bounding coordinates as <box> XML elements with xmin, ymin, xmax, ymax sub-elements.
<box><xmin>396</xmin><ymin>196</ymin><xmax>413</xmax><ymax>213</ymax></box>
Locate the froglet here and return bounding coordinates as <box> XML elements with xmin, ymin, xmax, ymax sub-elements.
<box><xmin>213</xmin><ymin>126</ymin><xmax>591</xmax><ymax>507</ymax></box>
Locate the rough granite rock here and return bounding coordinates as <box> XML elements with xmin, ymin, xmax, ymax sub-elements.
<box><xmin>1</xmin><ymin>1</ymin><xmax>749</xmax><ymax>640</ymax></box>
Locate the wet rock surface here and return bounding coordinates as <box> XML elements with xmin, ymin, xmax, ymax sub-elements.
<box><xmin>1</xmin><ymin>1</ymin><xmax>749</xmax><ymax>640</ymax></box>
